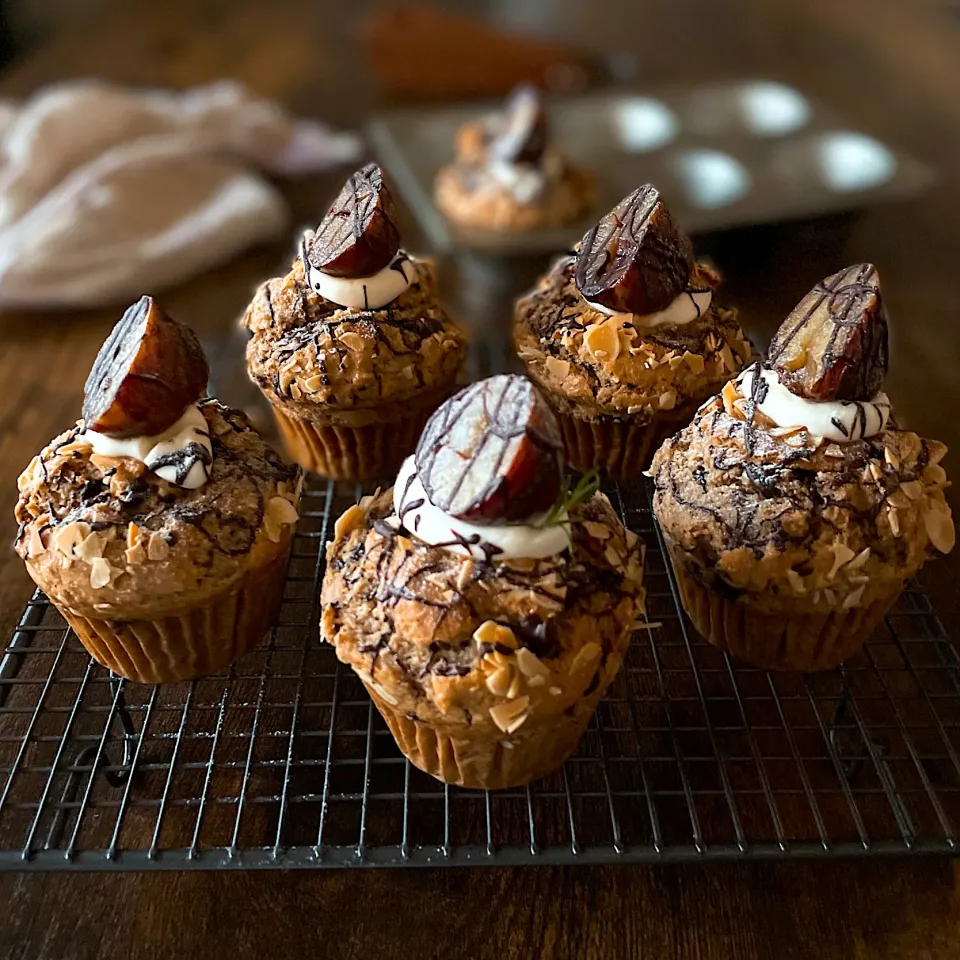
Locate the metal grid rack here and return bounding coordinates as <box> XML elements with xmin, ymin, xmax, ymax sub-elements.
<box><xmin>1</xmin><ymin>473</ymin><xmax>959</xmax><ymax>870</ymax></box>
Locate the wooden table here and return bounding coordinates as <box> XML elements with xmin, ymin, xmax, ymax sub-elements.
<box><xmin>2</xmin><ymin>1</ymin><xmax>960</xmax><ymax>957</ymax></box>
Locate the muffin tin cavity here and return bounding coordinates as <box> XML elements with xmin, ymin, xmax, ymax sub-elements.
<box><xmin>368</xmin><ymin>79</ymin><xmax>933</xmax><ymax>254</ymax></box>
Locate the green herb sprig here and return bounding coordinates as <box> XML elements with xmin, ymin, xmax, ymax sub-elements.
<box><xmin>542</xmin><ymin>467</ymin><xmax>600</xmax><ymax>528</ymax></box>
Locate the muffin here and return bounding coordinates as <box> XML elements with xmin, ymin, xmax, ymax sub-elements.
<box><xmin>320</xmin><ymin>374</ymin><xmax>645</xmax><ymax>789</ymax></box>
<box><xmin>14</xmin><ymin>297</ymin><xmax>302</xmax><ymax>683</ymax></box>
<box><xmin>434</xmin><ymin>84</ymin><xmax>595</xmax><ymax>232</ymax></box>
<box><xmin>243</xmin><ymin>162</ymin><xmax>467</xmax><ymax>480</ymax></box>
<box><xmin>650</xmin><ymin>264</ymin><xmax>955</xmax><ymax>671</ymax></box>
<box><xmin>515</xmin><ymin>184</ymin><xmax>753</xmax><ymax>477</ymax></box>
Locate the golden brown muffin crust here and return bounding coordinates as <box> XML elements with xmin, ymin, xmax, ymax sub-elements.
<box><xmin>515</xmin><ymin>256</ymin><xmax>753</xmax><ymax>422</ymax></box>
<box><xmin>15</xmin><ymin>400</ymin><xmax>302</xmax><ymax>619</ymax></box>
<box><xmin>242</xmin><ymin>258</ymin><xmax>467</xmax><ymax>422</ymax></box>
<box><xmin>320</xmin><ymin>489</ymin><xmax>644</xmax><ymax>730</ymax></box>
<box><xmin>650</xmin><ymin>378</ymin><xmax>954</xmax><ymax>613</ymax></box>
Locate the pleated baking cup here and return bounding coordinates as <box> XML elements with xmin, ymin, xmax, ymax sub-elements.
<box><xmin>553</xmin><ymin>402</ymin><xmax>699</xmax><ymax>479</ymax></box>
<box><xmin>270</xmin><ymin>389</ymin><xmax>452</xmax><ymax>481</ymax></box>
<box><xmin>361</xmin><ymin>630</ymin><xmax>632</xmax><ymax>790</ymax></box>
<box><xmin>666</xmin><ymin>543</ymin><xmax>903</xmax><ymax>672</ymax></box>
<box><xmin>56</xmin><ymin>544</ymin><xmax>291</xmax><ymax>684</ymax></box>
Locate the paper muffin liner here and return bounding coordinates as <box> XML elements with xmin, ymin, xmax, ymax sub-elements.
<box><xmin>270</xmin><ymin>387</ymin><xmax>454</xmax><ymax>481</ymax></box>
<box><xmin>57</xmin><ymin>543</ymin><xmax>291</xmax><ymax>684</ymax></box>
<box><xmin>666</xmin><ymin>541</ymin><xmax>902</xmax><ymax>671</ymax></box>
<box><xmin>361</xmin><ymin>627</ymin><xmax>632</xmax><ymax>790</ymax></box>
<box><xmin>553</xmin><ymin>402</ymin><xmax>700</xmax><ymax>479</ymax></box>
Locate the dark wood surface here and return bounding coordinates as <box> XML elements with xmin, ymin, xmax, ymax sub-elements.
<box><xmin>2</xmin><ymin>1</ymin><xmax>960</xmax><ymax>957</ymax></box>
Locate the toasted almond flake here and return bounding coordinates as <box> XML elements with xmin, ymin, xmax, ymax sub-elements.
<box><xmin>569</xmin><ymin>642</ymin><xmax>602</xmax><ymax>676</ymax></box>
<box><xmin>807</xmin><ymin>435</ymin><xmax>824</xmax><ymax>449</ymax></box>
<box><xmin>489</xmin><ymin>696</ymin><xmax>530</xmax><ymax>733</ymax></box>
<box><xmin>53</xmin><ymin>522</ymin><xmax>91</xmax><ymax>556</ymax></box>
<box><xmin>668</xmin><ymin>355</ymin><xmax>684</xmax><ymax>370</ymax></box>
<box><xmin>339</xmin><ymin>331</ymin><xmax>364</xmax><ymax>352</ymax></box>
<box><xmin>658</xmin><ymin>389</ymin><xmax>677</xmax><ymax>411</ymax></box>
<box><xmin>289</xmin><ymin>382</ymin><xmax>303</xmax><ymax>401</ymax></box>
<box><xmin>786</xmin><ymin>569</ymin><xmax>806</xmax><ymax>594</ymax></box>
<box><xmin>924</xmin><ymin>499</ymin><xmax>956</xmax><ymax>553</ymax></box>
<box><xmin>527</xmin><ymin>675</ymin><xmax>546</xmax><ymax>688</ymax></box>
<box><xmin>684</xmin><ymin>352</ymin><xmax>706</xmax><ymax>374</ymax></box>
<box><xmin>147</xmin><ymin>533</ymin><xmax>170</xmax><ymax>561</ymax></box>
<box><xmin>922</xmin><ymin>464</ymin><xmax>948</xmax><ymax>488</ymax></box>
<box><xmin>18</xmin><ymin>456</ymin><xmax>40</xmax><ymax>491</ymax></box>
<box><xmin>583</xmin><ymin>521</ymin><xmax>611</xmax><ymax>541</ymax></box>
<box><xmin>126</xmin><ymin>522</ymin><xmax>141</xmax><ymax>549</ymax></box>
<box><xmin>90</xmin><ymin>454</ymin><xmax>123</xmax><ymax>474</ymax></box>
<box><xmin>333</xmin><ymin>504</ymin><xmax>365</xmax><ymax>540</ymax></box>
<box><xmin>627</xmin><ymin>405</ymin><xmax>644</xmax><ymax>415</ymax></box>
<box><xmin>75</xmin><ymin>533</ymin><xmax>104</xmax><ymax>562</ymax></box>
<box><xmin>900</xmin><ymin>480</ymin><xmax>923</xmax><ymax>501</ymax></box>
<box><xmin>812</xmin><ymin>590</ymin><xmax>821</xmax><ymax>606</ymax></box>
<box><xmin>887</xmin><ymin>490</ymin><xmax>911</xmax><ymax>510</ymax></box>
<box><xmin>887</xmin><ymin>506</ymin><xmax>901</xmax><ymax>538</ymax></box>
<box><xmin>784</xmin><ymin>433</ymin><xmax>807</xmax><ymax>448</ymax></box>
<box><xmin>303</xmin><ymin>375</ymin><xmax>325</xmax><ymax>394</ymax></box>
<box><xmin>549</xmin><ymin>686</ymin><xmax>563</xmax><ymax>696</ymax></box>
<box><xmin>455</xmin><ymin>558</ymin><xmax>475</xmax><ymax>593</ymax></box>
<box><xmin>27</xmin><ymin>525</ymin><xmax>46</xmax><ymax>557</ymax></box>
<box><xmin>505</xmin><ymin>712</ymin><xmax>529</xmax><ymax>734</ymax></box>
<box><xmin>842</xmin><ymin>585</ymin><xmax>866</xmax><ymax>610</ymax></box>
<box><xmin>718</xmin><ymin>343</ymin><xmax>736</xmax><ymax>372</ymax></box>
<box><xmin>501</xmin><ymin>740</ymin><xmax>515</xmax><ymax>749</ymax></box>
<box><xmin>125</xmin><ymin>542</ymin><xmax>146</xmax><ymax>565</ymax></box>
<box><xmin>927</xmin><ymin>441</ymin><xmax>948</xmax><ymax>467</ymax></box>
<box><xmin>545</xmin><ymin>356</ymin><xmax>571</xmax><ymax>379</ymax></box>
<box><xmin>847</xmin><ymin>574</ymin><xmax>869</xmax><ymax>584</ymax></box>
<box><xmin>268</xmin><ymin>495</ymin><xmax>299</xmax><ymax>528</ymax></box>
<box><xmin>884</xmin><ymin>447</ymin><xmax>900</xmax><ymax>470</ymax></box>
<box><xmin>516</xmin><ymin>647</ymin><xmax>550</xmax><ymax>679</ymax></box>
<box><xmin>898</xmin><ymin>433</ymin><xmax>922</xmax><ymax>464</ymax></box>
<box><xmin>517</xmin><ymin>346</ymin><xmax>540</xmax><ymax>361</ymax></box>
<box><xmin>507</xmin><ymin>671</ymin><xmax>523</xmax><ymax>699</ymax></box>
<box><xmin>583</xmin><ymin>322</ymin><xmax>620</xmax><ymax>361</ymax></box>
<box><xmin>473</xmin><ymin>620</ymin><xmax>517</xmax><ymax>650</ymax></box>
<box><xmin>89</xmin><ymin>557</ymin><xmax>112</xmax><ymax>589</ymax></box>
<box><xmin>770</xmin><ymin>425</ymin><xmax>804</xmax><ymax>439</ymax></box>
<box><xmin>824</xmin><ymin>444</ymin><xmax>846</xmax><ymax>459</ymax></box>
<box><xmin>869</xmin><ymin>461</ymin><xmax>884</xmax><ymax>483</ymax></box>
<box><xmin>847</xmin><ymin>547</ymin><xmax>871</xmax><ymax>571</ymax></box>
<box><xmin>706</xmin><ymin>333</ymin><xmax>718</xmax><ymax>350</ymax></box>
<box><xmin>828</xmin><ymin>543</ymin><xmax>856</xmax><ymax>580</ymax></box>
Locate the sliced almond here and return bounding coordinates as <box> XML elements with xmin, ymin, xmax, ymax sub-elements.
<box><xmin>27</xmin><ymin>524</ymin><xmax>47</xmax><ymax>557</ymax></box>
<box><xmin>658</xmin><ymin>389</ymin><xmax>677</xmax><ymax>411</ymax></box>
<box><xmin>89</xmin><ymin>556</ymin><xmax>112</xmax><ymax>589</ymax></box>
<box><xmin>473</xmin><ymin>620</ymin><xmax>518</xmax><ymax>650</ymax></box>
<box><xmin>887</xmin><ymin>490</ymin><xmax>911</xmax><ymax>510</ymax></box>
<box><xmin>333</xmin><ymin>504</ymin><xmax>365</xmax><ymax>540</ymax></box>
<box><xmin>516</xmin><ymin>647</ymin><xmax>550</xmax><ymax>679</ymax></box>
<box><xmin>289</xmin><ymin>382</ymin><xmax>303</xmax><ymax>401</ymax></box>
<box><xmin>303</xmin><ymin>374</ymin><xmax>325</xmax><ymax>394</ymax></box>
<box><xmin>887</xmin><ymin>506</ymin><xmax>901</xmax><ymax>538</ymax></box>
<box><xmin>583</xmin><ymin>521</ymin><xmax>611</xmax><ymax>541</ymax></box>
<box><xmin>545</xmin><ymin>356</ymin><xmax>571</xmax><ymax>379</ymax></box>
<box><xmin>489</xmin><ymin>696</ymin><xmax>530</xmax><ymax>734</ymax></box>
<box><xmin>125</xmin><ymin>542</ymin><xmax>147</xmax><ymax>565</ymax></box>
<box><xmin>147</xmin><ymin>533</ymin><xmax>170</xmax><ymax>561</ymax></box>
<box><xmin>339</xmin><ymin>331</ymin><xmax>364</xmax><ymax>353</ymax></box>
<box><xmin>922</xmin><ymin>464</ymin><xmax>948</xmax><ymax>488</ymax></box>
<box><xmin>684</xmin><ymin>351</ymin><xmax>705</xmax><ymax>375</ymax></box>
<box><xmin>842</xmin><ymin>585</ymin><xmax>866</xmax><ymax>610</ymax></box>
<box><xmin>824</xmin><ymin>444</ymin><xmax>846</xmax><ymax>459</ymax></box>
<box><xmin>846</xmin><ymin>547</ymin><xmax>871</xmax><ymax>572</ymax></box>
<box><xmin>924</xmin><ymin>499</ymin><xmax>956</xmax><ymax>554</ymax></box>
<box><xmin>718</xmin><ymin>343</ymin><xmax>736</xmax><ymax>373</ymax></box>
<box><xmin>583</xmin><ymin>321</ymin><xmax>620</xmax><ymax>361</ymax></box>
<box><xmin>126</xmin><ymin>522</ymin><xmax>141</xmax><ymax>549</ymax></box>
<box><xmin>53</xmin><ymin>522</ymin><xmax>91</xmax><ymax>557</ymax></box>
<box><xmin>549</xmin><ymin>686</ymin><xmax>563</xmax><ymax>696</ymax></box>
<box><xmin>268</xmin><ymin>495</ymin><xmax>299</xmax><ymax>527</ymax></box>
<box><xmin>828</xmin><ymin>543</ymin><xmax>856</xmax><ymax>580</ymax></box>
<box><xmin>884</xmin><ymin>447</ymin><xmax>900</xmax><ymax>470</ymax></box>
<box><xmin>786</xmin><ymin>569</ymin><xmax>806</xmax><ymax>594</ymax></box>
<box><xmin>75</xmin><ymin>533</ymin><xmax>105</xmax><ymax>562</ymax></box>
<box><xmin>900</xmin><ymin>480</ymin><xmax>923</xmax><ymax>501</ymax></box>
<box><xmin>926</xmin><ymin>441</ymin><xmax>948</xmax><ymax>467</ymax></box>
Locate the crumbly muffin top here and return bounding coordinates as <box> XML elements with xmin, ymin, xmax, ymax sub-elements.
<box><xmin>650</xmin><ymin>378</ymin><xmax>954</xmax><ymax>611</ymax></box>
<box><xmin>320</xmin><ymin>489</ymin><xmax>644</xmax><ymax>729</ymax></box>
<box><xmin>514</xmin><ymin>256</ymin><xmax>753</xmax><ymax>421</ymax></box>
<box><xmin>15</xmin><ymin>400</ymin><xmax>301</xmax><ymax>618</ymax></box>
<box><xmin>242</xmin><ymin>258</ymin><xmax>466</xmax><ymax>417</ymax></box>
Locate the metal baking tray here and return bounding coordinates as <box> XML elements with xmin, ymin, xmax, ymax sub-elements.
<box><xmin>367</xmin><ymin>79</ymin><xmax>936</xmax><ymax>254</ymax></box>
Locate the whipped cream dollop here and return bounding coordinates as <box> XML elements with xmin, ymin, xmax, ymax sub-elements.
<box><xmin>301</xmin><ymin>234</ymin><xmax>414</xmax><ymax>311</ymax></box>
<box><xmin>586</xmin><ymin>289</ymin><xmax>713</xmax><ymax>329</ymax></box>
<box><xmin>392</xmin><ymin>456</ymin><xmax>569</xmax><ymax>561</ymax></box>
<box><xmin>85</xmin><ymin>404</ymin><xmax>213</xmax><ymax>489</ymax></box>
<box><xmin>739</xmin><ymin>364</ymin><xmax>890</xmax><ymax>442</ymax></box>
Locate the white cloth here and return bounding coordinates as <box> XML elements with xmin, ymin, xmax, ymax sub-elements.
<box><xmin>0</xmin><ymin>80</ymin><xmax>361</xmax><ymax>309</ymax></box>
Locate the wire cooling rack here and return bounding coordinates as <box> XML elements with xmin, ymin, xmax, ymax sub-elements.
<box><xmin>1</xmin><ymin>470</ymin><xmax>959</xmax><ymax>871</ymax></box>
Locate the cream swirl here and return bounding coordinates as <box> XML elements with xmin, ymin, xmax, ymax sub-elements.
<box><xmin>85</xmin><ymin>404</ymin><xmax>213</xmax><ymax>489</ymax></box>
<box><xmin>487</xmin><ymin>149</ymin><xmax>564</xmax><ymax>204</ymax></box>
<box><xmin>392</xmin><ymin>456</ymin><xmax>569</xmax><ymax>560</ymax></box>
<box><xmin>739</xmin><ymin>364</ymin><xmax>890</xmax><ymax>442</ymax></box>
<box><xmin>301</xmin><ymin>233</ymin><xmax>413</xmax><ymax>310</ymax></box>
<box><xmin>586</xmin><ymin>289</ymin><xmax>713</xmax><ymax>329</ymax></box>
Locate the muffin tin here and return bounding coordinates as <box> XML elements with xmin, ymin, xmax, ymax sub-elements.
<box><xmin>367</xmin><ymin>80</ymin><xmax>935</xmax><ymax>253</ymax></box>
<box><xmin>1</xmin><ymin>340</ymin><xmax>959</xmax><ymax>871</ymax></box>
